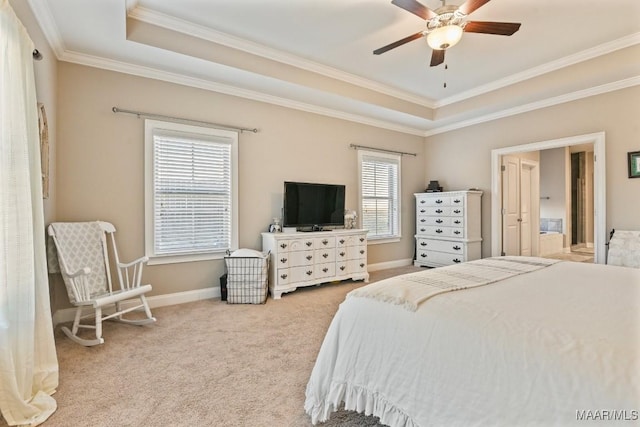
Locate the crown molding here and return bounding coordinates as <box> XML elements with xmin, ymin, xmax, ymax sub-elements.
<box><xmin>435</xmin><ymin>32</ymin><xmax>640</xmax><ymax>108</ymax></box>
<box><xmin>127</xmin><ymin>6</ymin><xmax>437</xmax><ymax>109</ymax></box>
<box><xmin>424</xmin><ymin>75</ymin><xmax>640</xmax><ymax>137</ymax></box>
<box><xmin>60</xmin><ymin>50</ymin><xmax>426</xmax><ymax>137</ymax></box>
<box><xmin>26</xmin><ymin>0</ymin><xmax>65</xmax><ymax>59</ymax></box>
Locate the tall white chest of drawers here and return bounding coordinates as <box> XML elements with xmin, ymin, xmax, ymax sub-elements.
<box><xmin>262</xmin><ymin>229</ymin><xmax>369</xmax><ymax>299</ymax></box>
<box><xmin>414</xmin><ymin>190</ymin><xmax>483</xmax><ymax>267</ymax></box>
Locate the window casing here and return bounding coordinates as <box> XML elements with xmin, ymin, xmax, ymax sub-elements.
<box><xmin>144</xmin><ymin>120</ymin><xmax>238</xmax><ymax>264</ymax></box>
<box><xmin>358</xmin><ymin>150</ymin><xmax>401</xmax><ymax>242</ymax></box>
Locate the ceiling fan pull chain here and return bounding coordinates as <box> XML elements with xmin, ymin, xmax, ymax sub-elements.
<box><xmin>444</xmin><ymin>63</ymin><xmax>448</xmax><ymax>88</ymax></box>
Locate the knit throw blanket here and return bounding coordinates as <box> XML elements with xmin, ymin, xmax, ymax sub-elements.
<box><xmin>349</xmin><ymin>256</ymin><xmax>560</xmax><ymax>311</ymax></box>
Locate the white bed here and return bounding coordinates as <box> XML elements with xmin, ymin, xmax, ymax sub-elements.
<box><xmin>305</xmin><ymin>257</ymin><xmax>640</xmax><ymax>426</ymax></box>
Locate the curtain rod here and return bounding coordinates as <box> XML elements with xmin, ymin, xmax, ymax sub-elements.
<box><xmin>111</xmin><ymin>107</ymin><xmax>258</xmax><ymax>134</ymax></box>
<box><xmin>349</xmin><ymin>143</ymin><xmax>416</xmax><ymax>157</ymax></box>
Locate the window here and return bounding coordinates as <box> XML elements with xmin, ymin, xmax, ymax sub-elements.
<box><xmin>358</xmin><ymin>150</ymin><xmax>401</xmax><ymax>242</ymax></box>
<box><xmin>144</xmin><ymin>120</ymin><xmax>238</xmax><ymax>264</ymax></box>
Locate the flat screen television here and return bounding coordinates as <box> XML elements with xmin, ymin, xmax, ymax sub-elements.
<box><xmin>283</xmin><ymin>181</ymin><xmax>345</xmax><ymax>230</ymax></box>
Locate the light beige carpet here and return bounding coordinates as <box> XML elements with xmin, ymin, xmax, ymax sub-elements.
<box><xmin>1</xmin><ymin>265</ymin><xmax>421</xmax><ymax>427</ymax></box>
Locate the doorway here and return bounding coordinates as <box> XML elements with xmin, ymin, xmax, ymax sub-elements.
<box><xmin>491</xmin><ymin>132</ymin><xmax>606</xmax><ymax>263</ymax></box>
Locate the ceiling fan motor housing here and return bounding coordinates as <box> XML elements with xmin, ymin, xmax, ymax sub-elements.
<box><xmin>426</xmin><ymin>5</ymin><xmax>467</xmax><ymax>50</ymax></box>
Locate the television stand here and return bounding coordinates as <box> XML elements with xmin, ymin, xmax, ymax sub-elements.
<box><xmin>261</xmin><ymin>229</ymin><xmax>369</xmax><ymax>299</ymax></box>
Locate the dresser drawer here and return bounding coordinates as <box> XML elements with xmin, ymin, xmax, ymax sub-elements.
<box><xmin>336</xmin><ymin>234</ymin><xmax>366</xmax><ymax>247</ymax></box>
<box><xmin>290</xmin><ymin>265</ymin><xmax>315</xmax><ymax>282</ymax></box>
<box><xmin>315</xmin><ymin>248</ymin><xmax>335</xmax><ymax>263</ymax></box>
<box><xmin>348</xmin><ymin>259</ymin><xmax>367</xmax><ymax>274</ymax></box>
<box><xmin>275</xmin><ymin>253</ymin><xmax>290</xmax><ymax>268</ymax></box>
<box><xmin>314</xmin><ymin>236</ymin><xmax>335</xmax><ymax>249</ymax></box>
<box><xmin>422</xmin><ymin>226</ymin><xmax>464</xmax><ymax>238</ymax></box>
<box><xmin>416</xmin><ymin>196</ymin><xmax>451</xmax><ymax>207</ymax></box>
<box><xmin>417</xmin><ymin>216</ymin><xmax>453</xmax><ymax>226</ymax></box>
<box><xmin>276</xmin><ymin>268</ymin><xmax>291</xmax><ymax>285</ymax></box>
<box><xmin>289</xmin><ymin>249</ymin><xmax>314</xmax><ymax>266</ymax></box>
<box><xmin>416</xmin><ymin>249</ymin><xmax>465</xmax><ymax>265</ymax></box>
<box><xmin>416</xmin><ymin>238</ymin><xmax>465</xmax><ymax>255</ymax></box>
<box><xmin>316</xmin><ymin>262</ymin><xmax>335</xmax><ymax>279</ymax></box>
<box><xmin>348</xmin><ymin>245</ymin><xmax>367</xmax><ymax>259</ymax></box>
<box><xmin>283</xmin><ymin>238</ymin><xmax>315</xmax><ymax>252</ymax></box>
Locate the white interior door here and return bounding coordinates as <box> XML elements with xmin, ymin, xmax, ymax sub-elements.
<box><xmin>520</xmin><ymin>163</ymin><xmax>533</xmax><ymax>256</ymax></box>
<box><xmin>502</xmin><ymin>155</ymin><xmax>521</xmax><ymax>256</ymax></box>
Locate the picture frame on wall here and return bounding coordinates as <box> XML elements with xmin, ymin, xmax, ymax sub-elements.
<box><xmin>628</xmin><ymin>151</ymin><xmax>640</xmax><ymax>179</ymax></box>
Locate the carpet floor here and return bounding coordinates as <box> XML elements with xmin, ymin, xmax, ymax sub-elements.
<box><xmin>2</xmin><ymin>265</ymin><xmax>421</xmax><ymax>427</ymax></box>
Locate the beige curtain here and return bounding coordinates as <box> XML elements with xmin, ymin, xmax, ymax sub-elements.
<box><xmin>0</xmin><ymin>1</ymin><xmax>59</xmax><ymax>425</ymax></box>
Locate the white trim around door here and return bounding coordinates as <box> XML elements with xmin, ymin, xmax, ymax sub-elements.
<box><xmin>491</xmin><ymin>132</ymin><xmax>606</xmax><ymax>263</ymax></box>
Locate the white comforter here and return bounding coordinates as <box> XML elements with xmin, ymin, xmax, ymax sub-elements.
<box><xmin>305</xmin><ymin>260</ymin><xmax>640</xmax><ymax>426</ymax></box>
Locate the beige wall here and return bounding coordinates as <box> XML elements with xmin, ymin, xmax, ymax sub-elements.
<box><xmin>425</xmin><ymin>85</ymin><xmax>640</xmax><ymax>257</ymax></box>
<box><xmin>55</xmin><ymin>62</ymin><xmax>425</xmax><ymax>309</ymax></box>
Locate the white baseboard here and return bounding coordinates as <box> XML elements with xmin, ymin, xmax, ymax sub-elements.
<box><xmin>52</xmin><ymin>259</ymin><xmax>412</xmax><ymax>326</ymax></box>
<box><xmin>52</xmin><ymin>287</ymin><xmax>220</xmax><ymax>327</ymax></box>
<box><xmin>367</xmin><ymin>258</ymin><xmax>414</xmax><ymax>272</ymax></box>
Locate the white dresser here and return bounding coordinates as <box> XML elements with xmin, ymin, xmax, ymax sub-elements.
<box><xmin>414</xmin><ymin>190</ymin><xmax>482</xmax><ymax>267</ymax></box>
<box><xmin>262</xmin><ymin>229</ymin><xmax>369</xmax><ymax>299</ymax></box>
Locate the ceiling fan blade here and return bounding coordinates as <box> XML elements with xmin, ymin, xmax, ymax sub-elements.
<box><xmin>391</xmin><ymin>0</ymin><xmax>437</xmax><ymax>20</ymax></box>
<box><xmin>457</xmin><ymin>0</ymin><xmax>492</xmax><ymax>16</ymax></box>
<box><xmin>464</xmin><ymin>21</ymin><xmax>521</xmax><ymax>36</ymax></box>
<box><xmin>430</xmin><ymin>49</ymin><xmax>445</xmax><ymax>67</ymax></box>
<box><xmin>373</xmin><ymin>32</ymin><xmax>424</xmax><ymax>55</ymax></box>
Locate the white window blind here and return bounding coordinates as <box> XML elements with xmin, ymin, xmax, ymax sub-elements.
<box><xmin>358</xmin><ymin>150</ymin><xmax>401</xmax><ymax>240</ymax></box>
<box><xmin>145</xmin><ymin>120</ymin><xmax>238</xmax><ymax>263</ymax></box>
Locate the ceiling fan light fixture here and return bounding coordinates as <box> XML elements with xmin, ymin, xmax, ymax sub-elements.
<box><xmin>426</xmin><ymin>24</ymin><xmax>463</xmax><ymax>50</ymax></box>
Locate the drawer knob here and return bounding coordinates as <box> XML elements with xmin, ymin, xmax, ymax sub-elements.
<box><xmin>420</xmin><ymin>228</ymin><xmax>426</xmax><ymax>232</ymax></box>
<box><xmin>420</xmin><ymin>200</ymin><xmax>426</xmax><ymax>204</ymax></box>
<box><xmin>454</xmin><ymin>220</ymin><xmax>461</xmax><ymax>224</ymax></box>
<box><xmin>453</xmin><ymin>258</ymin><xmax>461</xmax><ymax>263</ymax></box>
<box><xmin>323</xmin><ymin>267</ymin><xmax>328</xmax><ymax>273</ymax></box>
<box><xmin>340</xmin><ymin>266</ymin><xmax>346</xmax><ymax>271</ymax></box>
<box><xmin>435</xmin><ymin>199</ymin><xmax>443</xmax><ymax>204</ymax></box>
<box><xmin>435</xmin><ymin>219</ymin><xmax>443</xmax><ymax>224</ymax></box>
<box><xmin>420</xmin><ymin>242</ymin><xmax>427</xmax><ymax>246</ymax></box>
<box><xmin>306</xmin><ymin>255</ymin><xmax>313</xmax><ymax>260</ymax></box>
<box><xmin>420</xmin><ymin>219</ymin><xmax>426</xmax><ymax>223</ymax></box>
<box><xmin>306</xmin><ymin>241</ymin><xmax>312</xmax><ymax>247</ymax></box>
<box><xmin>360</xmin><ymin>263</ymin><xmax>365</xmax><ymax>268</ymax></box>
<box><xmin>280</xmin><ymin>273</ymin><xmax>288</xmax><ymax>279</ymax></box>
<box><xmin>339</xmin><ymin>239</ymin><xmax>345</xmax><ymax>244</ymax></box>
<box><xmin>306</xmin><ymin>270</ymin><xmax>313</xmax><ymax>276</ymax></box>
<box><xmin>280</xmin><ymin>243</ymin><xmax>287</xmax><ymax>249</ymax></box>
<box><xmin>453</xmin><ymin>245</ymin><xmax>461</xmax><ymax>251</ymax></box>
<box><xmin>421</xmin><ymin>253</ymin><xmax>427</xmax><ymax>258</ymax></box>
<box><xmin>453</xmin><ymin>199</ymin><xmax>461</xmax><ymax>203</ymax></box>
<box><xmin>453</xmin><ymin>209</ymin><xmax>461</xmax><ymax>214</ymax></box>
<box><xmin>322</xmin><ymin>239</ymin><xmax>328</xmax><ymax>245</ymax></box>
<box><xmin>360</xmin><ymin>250</ymin><xmax>365</xmax><ymax>254</ymax></box>
<box><xmin>322</xmin><ymin>253</ymin><xmax>329</xmax><ymax>258</ymax></box>
<box><xmin>435</xmin><ymin>209</ymin><xmax>443</xmax><ymax>214</ymax></box>
<box><xmin>340</xmin><ymin>251</ymin><xmax>346</xmax><ymax>257</ymax></box>
<box><xmin>420</xmin><ymin>209</ymin><xmax>426</xmax><ymax>213</ymax></box>
<box><xmin>280</xmin><ymin>257</ymin><xmax>287</xmax><ymax>263</ymax></box>
<box><xmin>359</xmin><ymin>237</ymin><xmax>365</xmax><ymax>242</ymax></box>
<box><xmin>454</xmin><ymin>230</ymin><xmax>461</xmax><ymax>235</ymax></box>
<box><xmin>436</xmin><ymin>229</ymin><xmax>443</xmax><ymax>233</ymax></box>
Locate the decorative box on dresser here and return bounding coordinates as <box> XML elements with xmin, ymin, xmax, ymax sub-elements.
<box><xmin>414</xmin><ymin>190</ymin><xmax>483</xmax><ymax>267</ymax></box>
<box><xmin>262</xmin><ymin>229</ymin><xmax>369</xmax><ymax>299</ymax></box>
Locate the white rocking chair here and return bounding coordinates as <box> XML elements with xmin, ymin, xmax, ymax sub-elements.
<box><xmin>48</xmin><ymin>221</ymin><xmax>156</xmax><ymax>346</ymax></box>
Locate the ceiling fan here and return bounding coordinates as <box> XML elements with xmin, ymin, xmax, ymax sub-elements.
<box><xmin>374</xmin><ymin>0</ymin><xmax>521</xmax><ymax>66</ymax></box>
